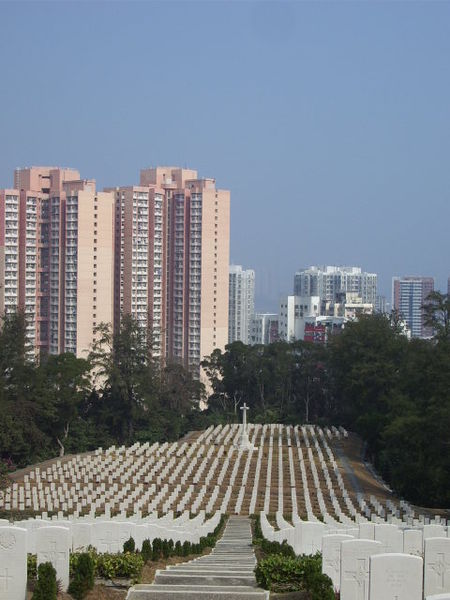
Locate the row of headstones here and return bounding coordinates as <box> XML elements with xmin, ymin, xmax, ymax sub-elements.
<box><xmin>0</xmin><ymin>424</ymin><xmax>347</xmax><ymax>519</ymax></box>
<box><xmin>0</xmin><ymin>424</ymin><xmax>428</xmax><ymax>523</ymax></box>
<box><xmin>0</xmin><ymin>511</ymin><xmax>222</xmax><ymax>599</ymax></box>
<box><xmin>260</xmin><ymin>512</ymin><xmax>450</xmax><ymax>599</ymax></box>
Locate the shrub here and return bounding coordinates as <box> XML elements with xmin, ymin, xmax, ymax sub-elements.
<box><xmin>142</xmin><ymin>539</ymin><xmax>152</xmax><ymax>563</ymax></box>
<box><xmin>182</xmin><ymin>541</ymin><xmax>191</xmax><ymax>556</ymax></box>
<box><xmin>255</xmin><ymin>552</ymin><xmax>335</xmax><ymax>597</ymax></box>
<box><xmin>96</xmin><ymin>552</ymin><xmax>143</xmax><ymax>581</ymax></box>
<box><xmin>32</xmin><ymin>562</ymin><xmax>57</xmax><ymax>600</ymax></box>
<box><xmin>174</xmin><ymin>541</ymin><xmax>182</xmax><ymax>556</ymax></box>
<box><xmin>69</xmin><ymin>549</ymin><xmax>143</xmax><ymax>583</ymax></box>
<box><xmin>27</xmin><ymin>554</ymin><xmax>37</xmax><ymax>580</ymax></box>
<box><xmin>255</xmin><ymin>554</ymin><xmax>305</xmax><ymax>592</ymax></box>
<box><xmin>301</xmin><ymin>554</ymin><xmax>335</xmax><ymax>600</ymax></box>
<box><xmin>123</xmin><ymin>537</ymin><xmax>136</xmax><ymax>553</ymax></box>
<box><xmin>162</xmin><ymin>539</ymin><xmax>170</xmax><ymax>558</ymax></box>
<box><xmin>152</xmin><ymin>538</ymin><xmax>162</xmax><ymax>561</ymax></box>
<box><xmin>68</xmin><ymin>552</ymin><xmax>95</xmax><ymax>599</ymax></box>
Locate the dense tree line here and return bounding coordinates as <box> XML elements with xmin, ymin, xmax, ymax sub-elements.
<box><xmin>1</xmin><ymin>292</ymin><xmax>449</xmax><ymax>508</ymax></box>
<box><xmin>0</xmin><ymin>313</ymin><xmax>203</xmax><ymax>473</ymax></box>
<box><xmin>202</xmin><ymin>292</ymin><xmax>450</xmax><ymax>508</ymax></box>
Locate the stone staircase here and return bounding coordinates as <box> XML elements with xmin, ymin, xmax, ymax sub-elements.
<box><xmin>126</xmin><ymin>516</ymin><xmax>269</xmax><ymax>599</ymax></box>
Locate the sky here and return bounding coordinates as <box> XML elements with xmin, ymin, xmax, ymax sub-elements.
<box><xmin>1</xmin><ymin>0</ymin><xmax>449</xmax><ymax>311</ymax></box>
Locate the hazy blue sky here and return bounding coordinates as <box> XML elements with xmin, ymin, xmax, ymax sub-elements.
<box><xmin>1</xmin><ymin>1</ymin><xmax>449</xmax><ymax>310</ymax></box>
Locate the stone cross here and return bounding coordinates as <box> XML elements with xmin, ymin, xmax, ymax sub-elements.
<box><xmin>430</xmin><ymin>552</ymin><xmax>450</xmax><ymax>588</ymax></box>
<box><xmin>240</xmin><ymin>403</ymin><xmax>249</xmax><ymax>433</ymax></box>
<box><xmin>99</xmin><ymin>530</ymin><xmax>118</xmax><ymax>553</ymax></box>
<box><xmin>345</xmin><ymin>558</ymin><xmax>367</xmax><ymax>600</ymax></box>
<box><xmin>41</xmin><ymin>540</ymin><xmax>66</xmax><ymax>564</ymax></box>
<box><xmin>324</xmin><ymin>549</ymin><xmax>340</xmax><ymax>573</ymax></box>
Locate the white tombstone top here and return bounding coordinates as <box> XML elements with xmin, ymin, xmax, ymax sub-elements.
<box><xmin>36</xmin><ymin>526</ymin><xmax>70</xmax><ymax>592</ymax></box>
<box><xmin>424</xmin><ymin>537</ymin><xmax>450</xmax><ymax>597</ymax></box>
<box><xmin>340</xmin><ymin>538</ymin><xmax>383</xmax><ymax>600</ymax></box>
<box><xmin>369</xmin><ymin>553</ymin><xmax>423</xmax><ymax>600</ymax></box>
<box><xmin>0</xmin><ymin>526</ymin><xmax>27</xmax><ymax>600</ymax></box>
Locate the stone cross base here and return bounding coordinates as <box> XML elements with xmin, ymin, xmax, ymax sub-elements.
<box><xmin>235</xmin><ymin>431</ymin><xmax>256</xmax><ymax>451</ymax></box>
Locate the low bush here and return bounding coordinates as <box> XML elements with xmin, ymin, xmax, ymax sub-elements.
<box><xmin>142</xmin><ymin>539</ymin><xmax>152</xmax><ymax>563</ymax></box>
<box><xmin>32</xmin><ymin>562</ymin><xmax>57</xmax><ymax>600</ymax></box>
<box><xmin>69</xmin><ymin>549</ymin><xmax>143</xmax><ymax>583</ymax></box>
<box><xmin>95</xmin><ymin>552</ymin><xmax>143</xmax><ymax>581</ymax></box>
<box><xmin>152</xmin><ymin>538</ymin><xmax>162</xmax><ymax>561</ymax></box>
<box><xmin>68</xmin><ymin>552</ymin><xmax>95</xmax><ymax>599</ymax></box>
<box><xmin>27</xmin><ymin>554</ymin><xmax>37</xmax><ymax>580</ymax></box>
<box><xmin>123</xmin><ymin>537</ymin><xmax>136</xmax><ymax>553</ymax></box>
<box><xmin>255</xmin><ymin>552</ymin><xmax>335</xmax><ymax>598</ymax></box>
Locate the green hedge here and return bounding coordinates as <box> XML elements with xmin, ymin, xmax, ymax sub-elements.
<box><xmin>255</xmin><ymin>552</ymin><xmax>335</xmax><ymax>599</ymax></box>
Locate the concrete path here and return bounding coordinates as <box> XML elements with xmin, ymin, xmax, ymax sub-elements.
<box><xmin>126</xmin><ymin>516</ymin><xmax>269</xmax><ymax>599</ymax></box>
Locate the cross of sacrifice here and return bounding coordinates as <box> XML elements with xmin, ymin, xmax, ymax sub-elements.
<box><xmin>240</xmin><ymin>403</ymin><xmax>249</xmax><ymax>433</ymax></box>
<box><xmin>0</xmin><ymin>568</ymin><xmax>13</xmax><ymax>591</ymax></box>
<box><xmin>430</xmin><ymin>552</ymin><xmax>450</xmax><ymax>589</ymax></box>
<box><xmin>42</xmin><ymin>540</ymin><xmax>67</xmax><ymax>565</ymax></box>
<box><xmin>345</xmin><ymin>558</ymin><xmax>367</xmax><ymax>600</ymax></box>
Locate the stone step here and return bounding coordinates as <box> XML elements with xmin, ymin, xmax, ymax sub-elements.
<box><xmin>165</xmin><ymin>569</ymin><xmax>254</xmax><ymax>576</ymax></box>
<box><xmin>154</xmin><ymin>572</ymin><xmax>257</xmax><ymax>586</ymax></box>
<box><xmin>168</xmin><ymin>567</ymin><xmax>254</xmax><ymax>574</ymax></box>
<box><xmin>126</xmin><ymin>584</ymin><xmax>269</xmax><ymax>600</ymax></box>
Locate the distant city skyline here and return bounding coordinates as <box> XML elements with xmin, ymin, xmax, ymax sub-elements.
<box><xmin>1</xmin><ymin>1</ymin><xmax>449</xmax><ymax>311</ymax></box>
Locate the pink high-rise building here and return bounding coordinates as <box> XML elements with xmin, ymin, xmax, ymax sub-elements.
<box><xmin>112</xmin><ymin>167</ymin><xmax>230</xmax><ymax>374</ymax></box>
<box><xmin>1</xmin><ymin>167</ymin><xmax>115</xmax><ymax>358</ymax></box>
<box><xmin>1</xmin><ymin>165</ymin><xmax>230</xmax><ymax>376</ymax></box>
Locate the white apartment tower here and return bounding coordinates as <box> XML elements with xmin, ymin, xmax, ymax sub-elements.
<box><xmin>294</xmin><ymin>266</ymin><xmax>377</xmax><ymax>306</ymax></box>
<box><xmin>228</xmin><ymin>265</ymin><xmax>255</xmax><ymax>344</ymax></box>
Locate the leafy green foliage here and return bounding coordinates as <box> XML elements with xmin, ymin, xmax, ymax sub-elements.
<box><xmin>69</xmin><ymin>549</ymin><xmax>143</xmax><ymax>582</ymax></box>
<box><xmin>123</xmin><ymin>537</ymin><xmax>136</xmax><ymax>553</ymax></box>
<box><xmin>68</xmin><ymin>552</ymin><xmax>95</xmax><ymax>599</ymax></box>
<box><xmin>27</xmin><ymin>553</ymin><xmax>37</xmax><ymax>580</ymax></box>
<box><xmin>255</xmin><ymin>553</ymin><xmax>334</xmax><ymax>598</ymax></box>
<box><xmin>32</xmin><ymin>562</ymin><xmax>57</xmax><ymax>600</ymax></box>
<box><xmin>0</xmin><ymin>312</ymin><xmax>203</xmax><ymax>470</ymax></box>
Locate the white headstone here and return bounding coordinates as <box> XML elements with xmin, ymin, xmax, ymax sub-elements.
<box><xmin>374</xmin><ymin>523</ymin><xmax>403</xmax><ymax>553</ymax></box>
<box><xmin>92</xmin><ymin>521</ymin><xmax>123</xmax><ymax>553</ymax></box>
<box><xmin>37</xmin><ymin>526</ymin><xmax>70</xmax><ymax>591</ymax></box>
<box><xmin>403</xmin><ymin>529</ymin><xmax>423</xmax><ymax>557</ymax></box>
<box><xmin>322</xmin><ymin>534</ymin><xmax>354</xmax><ymax>592</ymax></box>
<box><xmin>0</xmin><ymin>526</ymin><xmax>27</xmax><ymax>600</ymax></box>
<box><xmin>72</xmin><ymin>523</ymin><xmax>92</xmax><ymax>552</ymax></box>
<box><xmin>340</xmin><ymin>538</ymin><xmax>383</xmax><ymax>600</ymax></box>
<box><xmin>369</xmin><ymin>553</ymin><xmax>423</xmax><ymax>600</ymax></box>
<box><xmin>358</xmin><ymin>523</ymin><xmax>375</xmax><ymax>540</ymax></box>
<box><xmin>293</xmin><ymin>521</ymin><xmax>325</xmax><ymax>556</ymax></box>
<box><xmin>424</xmin><ymin>538</ymin><xmax>450</xmax><ymax>597</ymax></box>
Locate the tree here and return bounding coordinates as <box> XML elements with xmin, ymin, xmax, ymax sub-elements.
<box><xmin>88</xmin><ymin>315</ymin><xmax>158</xmax><ymax>444</ymax></box>
<box><xmin>39</xmin><ymin>353</ymin><xmax>91</xmax><ymax>456</ymax></box>
<box><xmin>423</xmin><ymin>291</ymin><xmax>450</xmax><ymax>342</ymax></box>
